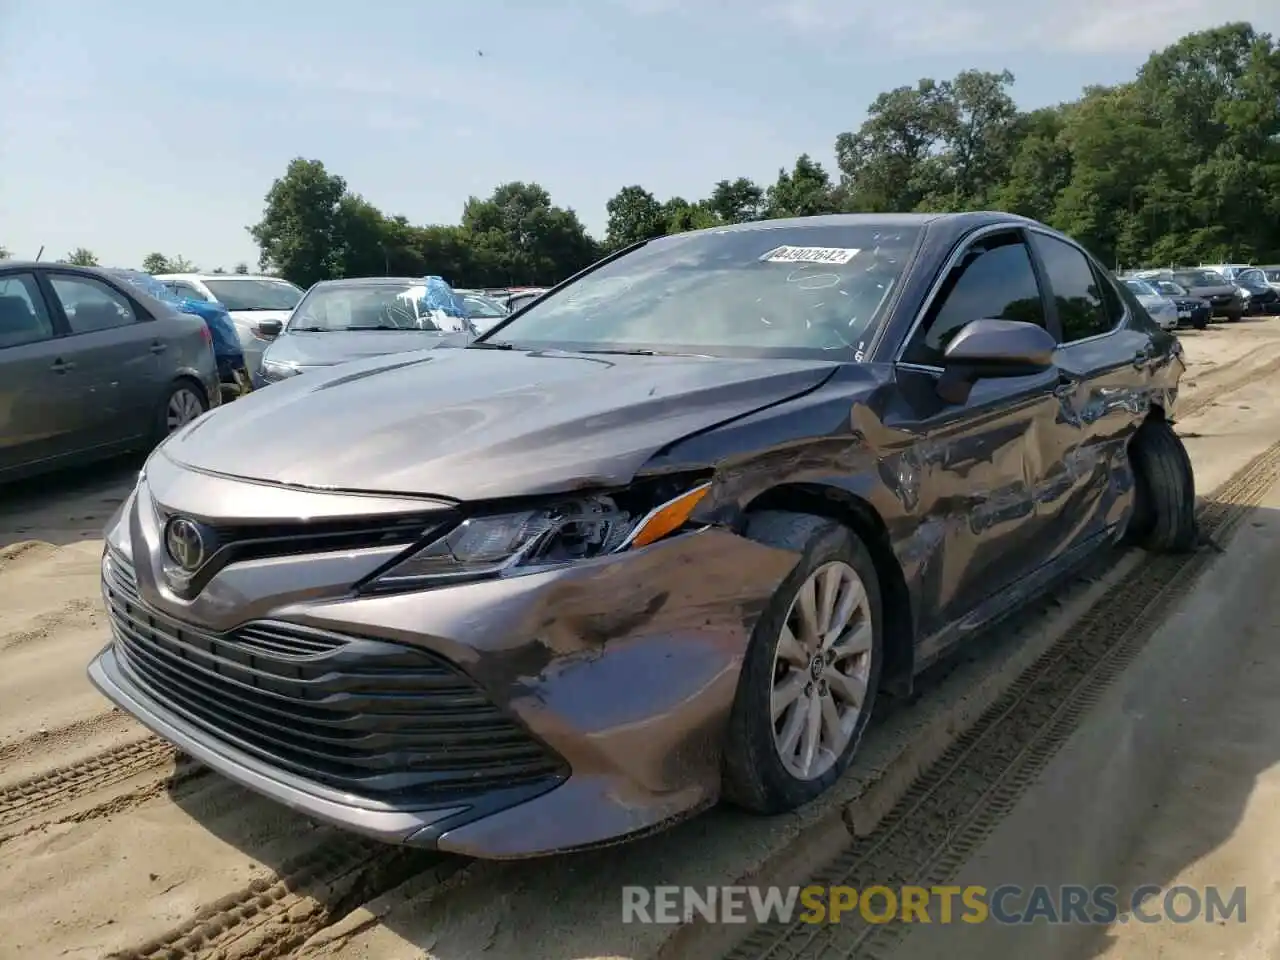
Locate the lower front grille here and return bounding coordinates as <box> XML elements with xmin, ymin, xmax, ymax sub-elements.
<box><xmin>102</xmin><ymin>553</ymin><xmax>565</xmax><ymax>802</ymax></box>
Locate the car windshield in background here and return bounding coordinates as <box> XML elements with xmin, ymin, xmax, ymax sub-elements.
<box><xmin>204</xmin><ymin>278</ymin><xmax>302</xmax><ymax>311</ymax></box>
<box><xmin>460</xmin><ymin>294</ymin><xmax>507</xmax><ymax>320</ymax></box>
<box><xmin>1174</xmin><ymin>270</ymin><xmax>1229</xmax><ymax>288</ymax></box>
<box><xmin>1265</xmin><ymin>268</ymin><xmax>1280</xmax><ymax>282</ymax></box>
<box><xmin>483</xmin><ymin>225</ymin><xmax>922</xmax><ymax>359</ymax></box>
<box><xmin>1153</xmin><ymin>280</ymin><xmax>1188</xmax><ymax>297</ymax></box>
<box><xmin>1124</xmin><ymin>278</ymin><xmax>1159</xmax><ymax>297</ymax></box>
<box><xmin>288</xmin><ymin>283</ymin><xmax>471</xmax><ymax>333</ymax></box>
<box><xmin>1237</xmin><ymin>268</ymin><xmax>1268</xmax><ymax>286</ymax></box>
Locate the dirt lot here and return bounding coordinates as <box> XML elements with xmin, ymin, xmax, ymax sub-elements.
<box><xmin>4</xmin><ymin>320</ymin><xmax>1280</xmax><ymax>960</ymax></box>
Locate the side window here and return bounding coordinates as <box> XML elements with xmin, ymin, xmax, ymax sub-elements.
<box><xmin>1030</xmin><ymin>234</ymin><xmax>1113</xmax><ymax>343</ymax></box>
<box><xmin>0</xmin><ymin>273</ymin><xmax>57</xmax><ymax>348</ymax></box>
<box><xmin>171</xmin><ymin>283</ymin><xmax>207</xmax><ymax>301</ymax></box>
<box><xmin>902</xmin><ymin>231</ymin><xmax>1045</xmax><ymax>368</ymax></box>
<box><xmin>48</xmin><ymin>275</ymin><xmax>138</xmax><ymax>334</ymax></box>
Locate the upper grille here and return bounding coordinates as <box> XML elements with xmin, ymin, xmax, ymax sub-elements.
<box><xmin>102</xmin><ymin>552</ymin><xmax>564</xmax><ymax>802</ymax></box>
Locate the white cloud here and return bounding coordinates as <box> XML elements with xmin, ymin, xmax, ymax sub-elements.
<box><xmin>759</xmin><ymin>0</ymin><xmax>1277</xmax><ymax>53</ymax></box>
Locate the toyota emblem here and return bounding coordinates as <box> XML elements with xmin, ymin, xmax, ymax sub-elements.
<box><xmin>164</xmin><ymin>517</ymin><xmax>207</xmax><ymax>572</ymax></box>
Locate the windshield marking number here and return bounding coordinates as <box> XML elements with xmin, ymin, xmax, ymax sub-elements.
<box><xmin>761</xmin><ymin>246</ymin><xmax>860</xmax><ymax>265</ymax></box>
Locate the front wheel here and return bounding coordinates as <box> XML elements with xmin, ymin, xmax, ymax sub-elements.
<box><xmin>721</xmin><ymin>511</ymin><xmax>884</xmax><ymax>814</ymax></box>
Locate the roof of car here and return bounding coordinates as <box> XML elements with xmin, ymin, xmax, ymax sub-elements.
<box><xmin>0</xmin><ymin>260</ymin><xmax>113</xmax><ymax>275</ymax></box>
<box><xmin>156</xmin><ymin>272</ymin><xmax>292</xmax><ymax>282</ymax></box>
<box><xmin>677</xmin><ymin>211</ymin><xmax>1036</xmax><ymax>237</ymax></box>
<box><xmin>311</xmin><ymin>276</ymin><xmax>430</xmax><ymax>288</ymax></box>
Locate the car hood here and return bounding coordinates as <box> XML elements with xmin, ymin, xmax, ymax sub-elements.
<box><xmin>163</xmin><ymin>348</ymin><xmax>839</xmax><ymax>500</ymax></box>
<box><xmin>263</xmin><ymin>329</ymin><xmax>472</xmax><ymax>368</ymax></box>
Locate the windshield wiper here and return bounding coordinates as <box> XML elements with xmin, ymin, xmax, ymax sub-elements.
<box><xmin>289</xmin><ymin>326</ymin><xmax>328</xmax><ymax>332</ymax></box>
<box><xmin>469</xmin><ymin>339</ymin><xmax>515</xmax><ymax>349</ymax></box>
<box><xmin>572</xmin><ymin>348</ymin><xmax>668</xmax><ymax>356</ymax></box>
<box><xmin>348</xmin><ymin>324</ymin><xmax>405</xmax><ymax>331</ymax></box>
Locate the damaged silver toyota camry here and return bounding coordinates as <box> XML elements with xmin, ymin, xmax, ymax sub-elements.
<box><xmin>88</xmin><ymin>213</ymin><xmax>1196</xmax><ymax>859</ymax></box>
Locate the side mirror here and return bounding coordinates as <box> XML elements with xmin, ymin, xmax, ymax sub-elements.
<box><xmin>257</xmin><ymin>319</ymin><xmax>284</xmax><ymax>339</ymax></box>
<box><xmin>937</xmin><ymin>319</ymin><xmax>1057</xmax><ymax>404</ymax></box>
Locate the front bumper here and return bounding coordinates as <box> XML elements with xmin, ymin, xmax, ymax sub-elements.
<box><xmin>87</xmin><ymin>475</ymin><xmax>797</xmax><ymax>858</ymax></box>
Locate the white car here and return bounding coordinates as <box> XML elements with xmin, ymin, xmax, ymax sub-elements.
<box><xmin>156</xmin><ymin>273</ymin><xmax>304</xmax><ymax>378</ymax></box>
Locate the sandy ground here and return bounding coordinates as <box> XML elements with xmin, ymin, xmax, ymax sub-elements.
<box><xmin>3</xmin><ymin>319</ymin><xmax>1280</xmax><ymax>960</ymax></box>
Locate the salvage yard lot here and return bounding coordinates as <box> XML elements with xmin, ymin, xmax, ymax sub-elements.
<box><xmin>4</xmin><ymin>320</ymin><xmax>1280</xmax><ymax>960</ymax></box>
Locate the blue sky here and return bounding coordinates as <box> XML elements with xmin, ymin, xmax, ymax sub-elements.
<box><xmin>1</xmin><ymin>0</ymin><xmax>1276</xmax><ymax>271</ymax></box>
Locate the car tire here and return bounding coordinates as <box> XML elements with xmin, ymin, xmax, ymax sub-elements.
<box><xmin>153</xmin><ymin>378</ymin><xmax>209</xmax><ymax>444</ymax></box>
<box><xmin>1125</xmin><ymin>417</ymin><xmax>1197</xmax><ymax>553</ymax></box>
<box><xmin>721</xmin><ymin>510</ymin><xmax>884</xmax><ymax>815</ymax></box>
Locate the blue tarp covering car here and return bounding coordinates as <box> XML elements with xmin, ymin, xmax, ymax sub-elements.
<box><xmin>108</xmin><ymin>269</ymin><xmax>250</xmax><ymax>397</ymax></box>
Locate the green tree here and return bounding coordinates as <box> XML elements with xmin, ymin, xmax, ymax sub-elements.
<box><xmin>460</xmin><ymin>181</ymin><xmax>599</xmax><ymax>286</ymax></box>
<box><xmin>0</xmin><ymin>245</ymin><xmax>10</xmax><ymax>259</ymax></box>
<box><xmin>165</xmin><ymin>255</ymin><xmax>196</xmax><ymax>272</ymax></box>
<box><xmin>605</xmin><ymin>185</ymin><xmax>668</xmax><ymax>249</ymax></box>
<box><xmin>249</xmin><ymin>157</ymin><xmax>347</xmax><ymax>288</ymax></box>
<box><xmin>234</xmin><ymin>262</ymin><xmax>250</xmax><ymax>274</ymax></box>
<box><xmin>141</xmin><ymin>252</ymin><xmax>170</xmax><ymax>274</ymax></box>
<box><xmin>707</xmin><ymin>177</ymin><xmax>764</xmax><ymax>223</ymax></box>
<box><xmin>65</xmin><ymin>248</ymin><xmax>98</xmax><ymax>266</ymax></box>
<box><xmin>765</xmin><ymin>154</ymin><xmax>838</xmax><ymax>218</ymax></box>
<box><xmin>211</xmin><ymin>266</ymin><xmax>227</xmax><ymax>274</ymax></box>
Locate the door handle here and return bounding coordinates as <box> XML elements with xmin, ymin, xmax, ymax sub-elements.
<box><xmin>149</xmin><ymin>341</ymin><xmax>167</xmax><ymax>354</ymax></box>
<box><xmin>50</xmin><ymin>358</ymin><xmax>76</xmax><ymax>373</ymax></box>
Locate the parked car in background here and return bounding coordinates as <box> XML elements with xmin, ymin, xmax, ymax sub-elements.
<box><xmin>1199</xmin><ymin>263</ymin><xmax>1253</xmax><ymax>283</ymax></box>
<box><xmin>454</xmin><ymin>289</ymin><xmax>510</xmax><ymax>333</ymax></box>
<box><xmin>1166</xmin><ymin>269</ymin><xmax>1243</xmax><ymax>322</ymax></box>
<box><xmin>505</xmin><ymin>287</ymin><xmax>548</xmax><ymax>313</ymax></box>
<box><xmin>90</xmin><ymin>212</ymin><xmax>1196</xmax><ymax>858</ymax></box>
<box><xmin>108</xmin><ymin>269</ymin><xmax>250</xmax><ymax>400</ymax></box>
<box><xmin>1121</xmin><ymin>278</ymin><xmax>1180</xmax><ymax>331</ymax></box>
<box><xmin>1146</xmin><ymin>279</ymin><xmax>1210</xmax><ymax>329</ymax></box>
<box><xmin>1259</xmin><ymin>266</ymin><xmax>1280</xmax><ymax>292</ymax></box>
<box><xmin>1232</xmin><ymin>268</ymin><xmax>1280</xmax><ymax>315</ymax></box>
<box><xmin>0</xmin><ymin>261</ymin><xmax>219</xmax><ymax>481</ymax></box>
<box><xmin>156</xmin><ymin>273</ymin><xmax>303</xmax><ymax>379</ymax></box>
<box><xmin>256</xmin><ymin>276</ymin><xmax>475</xmax><ymax>386</ymax></box>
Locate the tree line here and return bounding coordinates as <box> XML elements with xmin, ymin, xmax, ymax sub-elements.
<box><xmin>7</xmin><ymin>23</ymin><xmax>1277</xmax><ymax>287</ymax></box>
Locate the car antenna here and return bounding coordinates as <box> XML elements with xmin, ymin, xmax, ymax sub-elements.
<box><xmin>35</xmin><ymin>245</ymin><xmax>44</xmax><ymax>262</ymax></box>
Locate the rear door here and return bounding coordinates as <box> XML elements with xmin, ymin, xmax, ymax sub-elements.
<box><xmin>890</xmin><ymin>227</ymin><xmax>1063</xmax><ymax>635</ymax></box>
<box><xmin>39</xmin><ymin>271</ymin><xmax>167</xmax><ymax>445</ymax></box>
<box><xmin>0</xmin><ymin>271</ymin><xmax>85</xmax><ymax>472</ymax></box>
<box><xmin>1027</xmin><ymin>229</ymin><xmax>1153</xmax><ymax>556</ymax></box>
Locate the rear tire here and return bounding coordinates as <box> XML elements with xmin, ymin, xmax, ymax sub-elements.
<box><xmin>153</xmin><ymin>379</ymin><xmax>208</xmax><ymax>444</ymax></box>
<box><xmin>1126</xmin><ymin>417</ymin><xmax>1197</xmax><ymax>553</ymax></box>
<box><xmin>721</xmin><ymin>511</ymin><xmax>884</xmax><ymax>814</ymax></box>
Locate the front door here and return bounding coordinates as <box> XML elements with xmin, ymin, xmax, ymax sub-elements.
<box><xmin>887</xmin><ymin>227</ymin><xmax>1064</xmax><ymax>637</ymax></box>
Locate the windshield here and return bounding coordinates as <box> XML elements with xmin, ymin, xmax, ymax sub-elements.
<box><xmin>1237</xmin><ymin>268</ymin><xmax>1267</xmax><ymax>286</ymax></box>
<box><xmin>204</xmin><ymin>278</ymin><xmax>302</xmax><ymax>311</ymax></box>
<box><xmin>1124</xmin><ymin>279</ymin><xmax>1158</xmax><ymax>297</ymax></box>
<box><xmin>481</xmin><ymin>224</ymin><xmax>922</xmax><ymax>358</ymax></box>
<box><xmin>1173</xmin><ymin>270</ymin><xmax>1228</xmax><ymax>289</ymax></box>
<box><xmin>1152</xmin><ymin>280</ymin><xmax>1188</xmax><ymax>296</ymax></box>
<box><xmin>460</xmin><ymin>294</ymin><xmax>508</xmax><ymax>320</ymax></box>
<box><xmin>288</xmin><ymin>281</ymin><xmax>473</xmax><ymax>333</ymax></box>
<box><xmin>1264</xmin><ymin>268</ymin><xmax>1280</xmax><ymax>282</ymax></box>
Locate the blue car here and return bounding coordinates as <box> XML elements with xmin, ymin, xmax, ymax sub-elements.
<box><xmin>107</xmin><ymin>269</ymin><xmax>251</xmax><ymax>400</ymax></box>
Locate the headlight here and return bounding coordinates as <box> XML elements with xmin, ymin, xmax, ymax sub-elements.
<box><xmin>261</xmin><ymin>358</ymin><xmax>299</xmax><ymax>380</ymax></box>
<box><xmin>366</xmin><ymin>479</ymin><xmax>712</xmax><ymax>591</ymax></box>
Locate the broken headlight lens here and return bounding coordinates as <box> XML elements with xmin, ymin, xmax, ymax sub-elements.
<box><xmin>369</xmin><ymin>481</ymin><xmax>711</xmax><ymax>590</ymax></box>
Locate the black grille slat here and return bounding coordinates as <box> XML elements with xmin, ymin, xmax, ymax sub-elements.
<box><xmin>102</xmin><ymin>564</ymin><xmax>564</xmax><ymax>800</ymax></box>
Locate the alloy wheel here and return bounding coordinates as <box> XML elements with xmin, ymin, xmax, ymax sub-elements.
<box><xmin>166</xmin><ymin>388</ymin><xmax>205</xmax><ymax>432</ymax></box>
<box><xmin>769</xmin><ymin>560</ymin><xmax>873</xmax><ymax>781</ymax></box>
